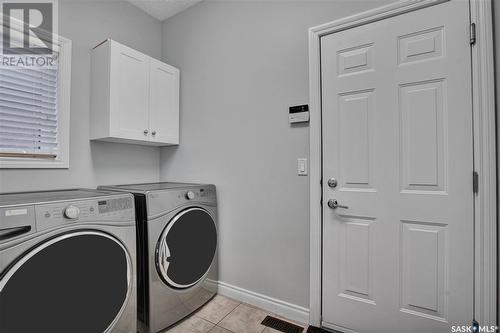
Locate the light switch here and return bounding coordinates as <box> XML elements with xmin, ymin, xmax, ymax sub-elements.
<box><xmin>298</xmin><ymin>158</ymin><xmax>307</xmax><ymax>176</ymax></box>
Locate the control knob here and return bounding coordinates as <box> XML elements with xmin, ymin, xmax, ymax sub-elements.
<box><xmin>186</xmin><ymin>191</ymin><xmax>195</xmax><ymax>200</ymax></box>
<box><xmin>64</xmin><ymin>205</ymin><xmax>80</xmax><ymax>219</ymax></box>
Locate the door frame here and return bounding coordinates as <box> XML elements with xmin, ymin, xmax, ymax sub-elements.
<box><xmin>308</xmin><ymin>0</ymin><xmax>496</xmax><ymax>327</ymax></box>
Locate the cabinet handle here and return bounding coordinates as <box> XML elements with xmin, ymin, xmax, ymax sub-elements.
<box><xmin>144</xmin><ymin>129</ymin><xmax>149</xmax><ymax>135</ymax></box>
<box><xmin>152</xmin><ymin>130</ymin><xmax>156</xmax><ymax>136</ymax></box>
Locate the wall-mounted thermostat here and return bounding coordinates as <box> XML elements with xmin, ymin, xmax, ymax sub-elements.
<box><xmin>289</xmin><ymin>104</ymin><xmax>309</xmax><ymax>123</ymax></box>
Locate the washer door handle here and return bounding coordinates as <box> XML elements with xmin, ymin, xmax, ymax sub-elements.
<box><xmin>157</xmin><ymin>238</ymin><xmax>171</xmax><ymax>278</ymax></box>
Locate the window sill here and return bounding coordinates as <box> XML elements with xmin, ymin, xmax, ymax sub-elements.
<box><xmin>0</xmin><ymin>157</ymin><xmax>69</xmax><ymax>169</ymax></box>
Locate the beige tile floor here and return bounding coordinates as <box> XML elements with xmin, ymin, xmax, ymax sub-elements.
<box><xmin>163</xmin><ymin>294</ymin><xmax>309</xmax><ymax>333</ymax></box>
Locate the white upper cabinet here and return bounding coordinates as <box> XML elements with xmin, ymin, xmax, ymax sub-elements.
<box><xmin>149</xmin><ymin>58</ymin><xmax>179</xmax><ymax>144</ymax></box>
<box><xmin>90</xmin><ymin>39</ymin><xmax>180</xmax><ymax>146</ymax></box>
<box><xmin>112</xmin><ymin>42</ymin><xmax>150</xmax><ymax>141</ymax></box>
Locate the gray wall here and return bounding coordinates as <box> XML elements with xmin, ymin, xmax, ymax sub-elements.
<box><xmin>0</xmin><ymin>0</ymin><xmax>162</xmax><ymax>193</ymax></box>
<box><xmin>160</xmin><ymin>0</ymin><xmax>390</xmax><ymax>308</ymax></box>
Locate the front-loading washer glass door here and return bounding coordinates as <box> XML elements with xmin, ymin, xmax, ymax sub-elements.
<box><xmin>156</xmin><ymin>207</ymin><xmax>217</xmax><ymax>289</ymax></box>
<box><xmin>0</xmin><ymin>231</ymin><xmax>132</xmax><ymax>333</ymax></box>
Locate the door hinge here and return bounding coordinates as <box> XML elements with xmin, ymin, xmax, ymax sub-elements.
<box><xmin>473</xmin><ymin>171</ymin><xmax>479</xmax><ymax>194</ymax></box>
<box><xmin>470</xmin><ymin>23</ymin><xmax>476</xmax><ymax>45</ymax></box>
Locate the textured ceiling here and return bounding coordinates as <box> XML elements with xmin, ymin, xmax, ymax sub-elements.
<box><xmin>127</xmin><ymin>0</ymin><xmax>204</xmax><ymax>21</ymax></box>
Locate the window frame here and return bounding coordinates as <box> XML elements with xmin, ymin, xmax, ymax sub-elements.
<box><xmin>0</xmin><ymin>19</ymin><xmax>72</xmax><ymax>169</ymax></box>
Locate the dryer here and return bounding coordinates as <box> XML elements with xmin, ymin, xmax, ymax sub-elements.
<box><xmin>0</xmin><ymin>189</ymin><xmax>137</xmax><ymax>333</ymax></box>
<box><xmin>99</xmin><ymin>182</ymin><xmax>218</xmax><ymax>333</ymax></box>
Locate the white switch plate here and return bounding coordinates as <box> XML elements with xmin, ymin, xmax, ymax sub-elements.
<box><xmin>298</xmin><ymin>158</ymin><xmax>307</xmax><ymax>176</ymax></box>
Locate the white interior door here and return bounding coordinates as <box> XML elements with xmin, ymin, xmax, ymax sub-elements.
<box><xmin>321</xmin><ymin>1</ymin><xmax>473</xmax><ymax>332</ymax></box>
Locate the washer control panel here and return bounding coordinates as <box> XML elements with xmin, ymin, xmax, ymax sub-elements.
<box><xmin>98</xmin><ymin>197</ymin><xmax>133</xmax><ymax>214</ymax></box>
<box><xmin>35</xmin><ymin>196</ymin><xmax>134</xmax><ymax>231</ymax></box>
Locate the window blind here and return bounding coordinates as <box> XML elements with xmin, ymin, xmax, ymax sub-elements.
<box><xmin>0</xmin><ymin>63</ymin><xmax>59</xmax><ymax>158</ymax></box>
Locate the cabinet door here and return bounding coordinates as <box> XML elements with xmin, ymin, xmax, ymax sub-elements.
<box><xmin>149</xmin><ymin>58</ymin><xmax>179</xmax><ymax>144</ymax></box>
<box><xmin>110</xmin><ymin>41</ymin><xmax>150</xmax><ymax>141</ymax></box>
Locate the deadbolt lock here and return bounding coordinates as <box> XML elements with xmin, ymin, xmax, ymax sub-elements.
<box><xmin>327</xmin><ymin>178</ymin><xmax>338</xmax><ymax>188</ymax></box>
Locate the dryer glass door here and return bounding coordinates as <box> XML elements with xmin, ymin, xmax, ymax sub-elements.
<box><xmin>0</xmin><ymin>231</ymin><xmax>132</xmax><ymax>332</ymax></box>
<box><xmin>156</xmin><ymin>207</ymin><xmax>217</xmax><ymax>289</ymax></box>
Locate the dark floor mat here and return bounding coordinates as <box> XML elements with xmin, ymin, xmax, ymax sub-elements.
<box><xmin>261</xmin><ymin>315</ymin><xmax>304</xmax><ymax>333</ymax></box>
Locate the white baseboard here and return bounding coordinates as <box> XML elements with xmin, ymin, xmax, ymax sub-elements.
<box><xmin>206</xmin><ymin>279</ymin><xmax>310</xmax><ymax>325</ymax></box>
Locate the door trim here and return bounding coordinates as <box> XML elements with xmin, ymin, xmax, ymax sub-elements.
<box><xmin>308</xmin><ymin>0</ymin><xmax>496</xmax><ymax>327</ymax></box>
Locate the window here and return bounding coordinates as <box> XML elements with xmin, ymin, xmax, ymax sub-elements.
<box><xmin>0</xmin><ymin>16</ymin><xmax>71</xmax><ymax>169</ymax></box>
<box><xmin>1</xmin><ymin>67</ymin><xmax>59</xmax><ymax>157</ymax></box>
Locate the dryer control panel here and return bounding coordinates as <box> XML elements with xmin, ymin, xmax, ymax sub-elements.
<box><xmin>35</xmin><ymin>196</ymin><xmax>135</xmax><ymax>231</ymax></box>
<box><xmin>147</xmin><ymin>185</ymin><xmax>216</xmax><ymax>218</ymax></box>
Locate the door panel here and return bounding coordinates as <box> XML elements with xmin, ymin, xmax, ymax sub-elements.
<box><xmin>321</xmin><ymin>1</ymin><xmax>473</xmax><ymax>332</ymax></box>
<box><xmin>337</xmin><ymin>43</ymin><xmax>374</xmax><ymax>76</ymax></box>
<box><xmin>339</xmin><ymin>218</ymin><xmax>375</xmax><ymax>303</ymax></box>
<box><xmin>398</xmin><ymin>27</ymin><xmax>444</xmax><ymax>64</ymax></box>
<box><xmin>338</xmin><ymin>89</ymin><xmax>375</xmax><ymax>189</ymax></box>
<box><xmin>400</xmin><ymin>79</ymin><xmax>446</xmax><ymax>192</ymax></box>
<box><xmin>400</xmin><ymin>221</ymin><xmax>446</xmax><ymax>320</ymax></box>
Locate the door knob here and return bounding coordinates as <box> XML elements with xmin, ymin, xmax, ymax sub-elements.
<box><xmin>144</xmin><ymin>129</ymin><xmax>149</xmax><ymax>135</ymax></box>
<box><xmin>152</xmin><ymin>130</ymin><xmax>156</xmax><ymax>136</ymax></box>
<box><xmin>327</xmin><ymin>178</ymin><xmax>338</xmax><ymax>188</ymax></box>
<box><xmin>327</xmin><ymin>199</ymin><xmax>348</xmax><ymax>209</ymax></box>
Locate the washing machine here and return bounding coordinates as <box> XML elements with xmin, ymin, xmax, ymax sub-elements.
<box><xmin>0</xmin><ymin>189</ymin><xmax>137</xmax><ymax>333</ymax></box>
<box><xmin>99</xmin><ymin>182</ymin><xmax>218</xmax><ymax>333</ymax></box>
